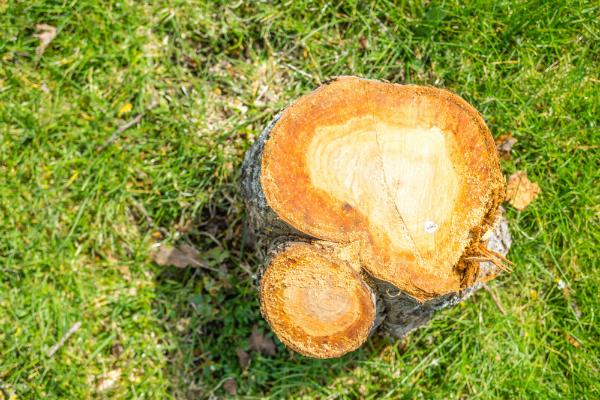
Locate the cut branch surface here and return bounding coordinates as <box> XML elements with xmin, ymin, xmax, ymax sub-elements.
<box><xmin>260</xmin><ymin>242</ymin><xmax>376</xmax><ymax>358</ymax></box>
<box><xmin>260</xmin><ymin>76</ymin><xmax>505</xmax><ymax>302</ymax></box>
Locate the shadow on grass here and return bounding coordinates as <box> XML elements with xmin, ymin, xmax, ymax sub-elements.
<box><xmin>148</xmin><ymin>180</ymin><xmax>400</xmax><ymax>398</ymax></box>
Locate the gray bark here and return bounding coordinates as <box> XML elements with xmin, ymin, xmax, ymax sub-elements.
<box><xmin>240</xmin><ymin>115</ymin><xmax>511</xmax><ymax>341</ymax></box>
<box><xmin>240</xmin><ymin>114</ymin><xmax>309</xmax><ymax>261</ymax></box>
<box><xmin>375</xmin><ymin>215</ymin><xmax>511</xmax><ymax>338</ymax></box>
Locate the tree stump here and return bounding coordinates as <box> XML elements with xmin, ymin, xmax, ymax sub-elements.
<box><xmin>241</xmin><ymin>76</ymin><xmax>511</xmax><ymax>358</ymax></box>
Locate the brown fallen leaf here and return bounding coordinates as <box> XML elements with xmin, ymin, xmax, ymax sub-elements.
<box><xmin>111</xmin><ymin>342</ymin><xmax>125</xmax><ymax>358</ymax></box>
<box><xmin>236</xmin><ymin>348</ymin><xmax>250</xmax><ymax>369</ymax></box>
<box><xmin>151</xmin><ymin>244</ymin><xmax>213</xmax><ymax>270</ymax></box>
<box><xmin>34</xmin><ymin>24</ymin><xmax>57</xmax><ymax>58</ymax></box>
<box><xmin>359</xmin><ymin>36</ymin><xmax>369</xmax><ymax>50</ymax></box>
<box><xmin>506</xmin><ymin>171</ymin><xmax>540</xmax><ymax>211</ymax></box>
<box><xmin>249</xmin><ymin>326</ymin><xmax>277</xmax><ymax>356</ymax></box>
<box><xmin>223</xmin><ymin>377</ymin><xmax>237</xmax><ymax>396</ymax></box>
<box><xmin>495</xmin><ymin>134</ymin><xmax>517</xmax><ymax>160</ymax></box>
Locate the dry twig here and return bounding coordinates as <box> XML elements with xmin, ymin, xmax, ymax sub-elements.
<box><xmin>483</xmin><ymin>285</ymin><xmax>507</xmax><ymax>316</ymax></box>
<box><xmin>98</xmin><ymin>98</ymin><xmax>158</xmax><ymax>152</ymax></box>
<box><xmin>47</xmin><ymin>321</ymin><xmax>82</xmax><ymax>357</ymax></box>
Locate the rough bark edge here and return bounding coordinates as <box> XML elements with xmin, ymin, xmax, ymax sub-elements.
<box><xmin>378</xmin><ymin>213</ymin><xmax>511</xmax><ymax>338</ymax></box>
<box><xmin>240</xmin><ymin>113</ymin><xmax>312</xmax><ymax>262</ymax></box>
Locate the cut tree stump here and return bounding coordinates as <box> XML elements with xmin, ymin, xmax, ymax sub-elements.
<box><xmin>241</xmin><ymin>76</ymin><xmax>511</xmax><ymax>358</ymax></box>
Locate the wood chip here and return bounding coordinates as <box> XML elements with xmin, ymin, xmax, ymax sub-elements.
<box><xmin>34</xmin><ymin>24</ymin><xmax>57</xmax><ymax>58</ymax></box>
<box><xmin>249</xmin><ymin>326</ymin><xmax>277</xmax><ymax>356</ymax></box>
<box><xmin>506</xmin><ymin>171</ymin><xmax>540</xmax><ymax>210</ymax></box>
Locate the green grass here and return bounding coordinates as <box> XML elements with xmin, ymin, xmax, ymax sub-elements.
<box><xmin>0</xmin><ymin>0</ymin><xmax>598</xmax><ymax>398</ymax></box>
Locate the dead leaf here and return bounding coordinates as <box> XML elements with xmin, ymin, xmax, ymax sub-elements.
<box><xmin>34</xmin><ymin>24</ymin><xmax>57</xmax><ymax>58</ymax></box>
<box><xmin>506</xmin><ymin>171</ymin><xmax>540</xmax><ymax>211</ymax></box>
<box><xmin>223</xmin><ymin>378</ymin><xmax>237</xmax><ymax>396</ymax></box>
<box><xmin>565</xmin><ymin>334</ymin><xmax>581</xmax><ymax>348</ymax></box>
<box><xmin>175</xmin><ymin>221</ymin><xmax>193</xmax><ymax>234</ymax></box>
<box><xmin>359</xmin><ymin>36</ymin><xmax>369</xmax><ymax>50</ymax></box>
<box><xmin>179</xmin><ymin>243</ymin><xmax>200</xmax><ymax>258</ymax></box>
<box><xmin>495</xmin><ymin>134</ymin><xmax>517</xmax><ymax>160</ymax></box>
<box><xmin>236</xmin><ymin>348</ymin><xmax>250</xmax><ymax>369</ymax></box>
<box><xmin>151</xmin><ymin>244</ymin><xmax>208</xmax><ymax>269</ymax></box>
<box><xmin>111</xmin><ymin>343</ymin><xmax>125</xmax><ymax>358</ymax></box>
<box><xmin>249</xmin><ymin>326</ymin><xmax>276</xmax><ymax>356</ymax></box>
<box><xmin>96</xmin><ymin>369</ymin><xmax>121</xmax><ymax>391</ymax></box>
<box><xmin>182</xmin><ymin>54</ymin><xmax>198</xmax><ymax>71</ymax></box>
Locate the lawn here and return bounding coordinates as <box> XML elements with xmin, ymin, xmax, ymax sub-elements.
<box><xmin>0</xmin><ymin>0</ymin><xmax>598</xmax><ymax>398</ymax></box>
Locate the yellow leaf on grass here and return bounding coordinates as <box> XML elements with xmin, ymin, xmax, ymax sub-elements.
<box><xmin>530</xmin><ymin>290</ymin><xmax>538</xmax><ymax>300</ymax></box>
<box><xmin>65</xmin><ymin>171</ymin><xmax>79</xmax><ymax>187</ymax></box>
<box><xmin>118</xmin><ymin>102</ymin><xmax>133</xmax><ymax>117</ymax></box>
<box><xmin>506</xmin><ymin>171</ymin><xmax>540</xmax><ymax>211</ymax></box>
